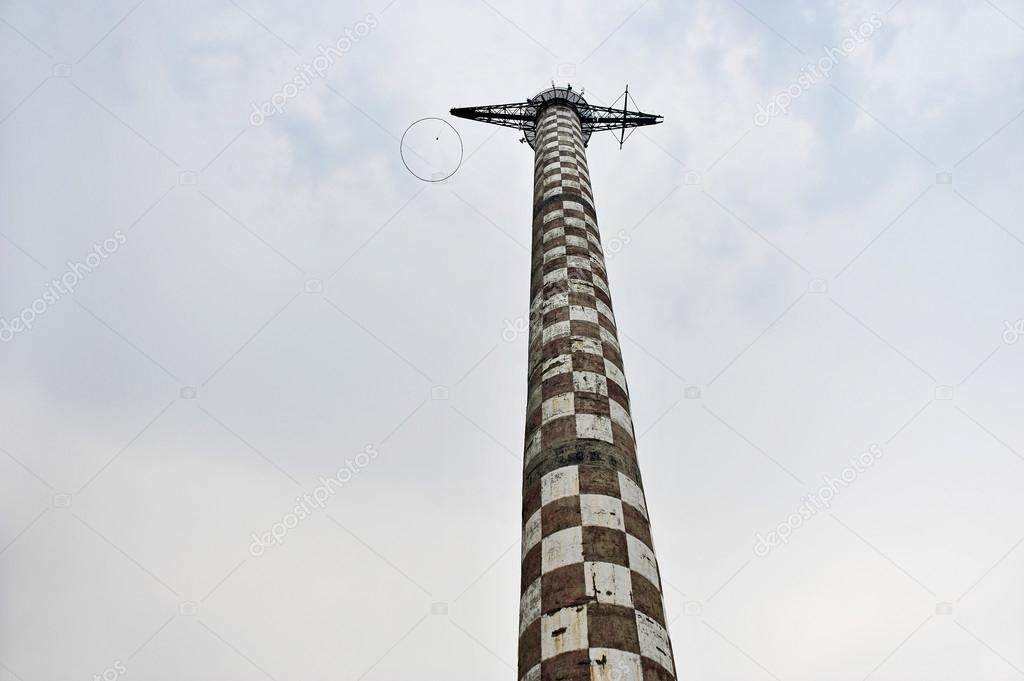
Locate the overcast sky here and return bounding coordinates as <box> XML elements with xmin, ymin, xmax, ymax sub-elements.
<box><xmin>1</xmin><ymin>0</ymin><xmax>1023</xmax><ymax>679</ymax></box>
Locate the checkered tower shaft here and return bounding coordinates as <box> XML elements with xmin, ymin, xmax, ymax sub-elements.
<box><xmin>519</xmin><ymin>104</ymin><xmax>677</xmax><ymax>681</ymax></box>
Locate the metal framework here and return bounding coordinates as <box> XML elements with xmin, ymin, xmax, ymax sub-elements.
<box><xmin>450</xmin><ymin>85</ymin><xmax>662</xmax><ymax>148</ymax></box>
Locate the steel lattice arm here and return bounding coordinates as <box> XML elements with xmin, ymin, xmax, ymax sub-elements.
<box><xmin>450</xmin><ymin>85</ymin><xmax>663</xmax><ymax>148</ymax></box>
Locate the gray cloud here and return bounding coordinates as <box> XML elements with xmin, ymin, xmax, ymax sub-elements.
<box><xmin>1</xmin><ymin>0</ymin><xmax>1023</xmax><ymax>679</ymax></box>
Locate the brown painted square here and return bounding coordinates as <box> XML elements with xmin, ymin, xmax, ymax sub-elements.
<box><xmin>578</xmin><ymin>465</ymin><xmax>620</xmax><ymax>498</ymax></box>
<box><xmin>586</xmin><ymin>603</ymin><xmax>640</xmax><ymax>654</ymax></box>
<box><xmin>518</xmin><ymin>617</ymin><xmax>542</xmax><ymax>672</ymax></box>
<box><xmin>581</xmin><ymin>526</ymin><xmax>629</xmax><ymax>567</ymax></box>
<box><xmin>541</xmin><ymin>495</ymin><xmax>581</xmax><ymax>535</ymax></box>
<box><xmin>541</xmin><ymin>649</ymin><xmax>591</xmax><ymax>681</ymax></box>
<box><xmin>630</xmin><ymin>571</ymin><xmax>666</xmax><ymax>627</ymax></box>
<box><xmin>541</xmin><ymin>563</ymin><xmax>588</xmax><ymax>613</ymax></box>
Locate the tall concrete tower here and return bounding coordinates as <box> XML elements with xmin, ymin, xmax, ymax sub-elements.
<box><xmin>452</xmin><ymin>86</ymin><xmax>673</xmax><ymax>681</ymax></box>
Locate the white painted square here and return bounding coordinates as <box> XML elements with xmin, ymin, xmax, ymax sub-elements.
<box><xmin>543</xmin><ymin>226</ymin><xmax>565</xmax><ymax>242</ymax></box>
<box><xmin>541</xmin><ymin>526</ymin><xmax>584</xmax><ymax>573</ymax></box>
<box><xmin>635</xmin><ymin>611</ymin><xmax>674</xmax><ymax>674</ymax></box>
<box><xmin>564</xmin><ymin>216</ymin><xmax>586</xmax><ymax>229</ymax></box>
<box><xmin>596</xmin><ymin>300</ymin><xmax>614</xmax><ymax>321</ymax></box>
<box><xmin>544</xmin><ymin>173</ymin><xmax>562</xmax><ymax>186</ymax></box>
<box><xmin>542</xmin><ymin>188</ymin><xmax>561</xmax><ymax>202</ymax></box>
<box><xmin>563</xmin><ymin>200</ymin><xmax>585</xmax><ymax>213</ymax></box>
<box><xmin>563</xmin><ymin>180</ymin><xmax>581</xmax><ymax>190</ymax></box>
<box><xmin>543</xmin><ymin>292</ymin><xmax>569</xmax><ymax>313</ymax></box>
<box><xmin>627</xmin><ymin>534</ymin><xmax>660</xmax><ymax>589</ymax></box>
<box><xmin>524</xmin><ymin>429</ymin><xmax>542</xmax><ymax>466</ymax></box>
<box><xmin>566</xmin><ymin>255</ymin><xmax>592</xmax><ymax>270</ymax></box>
<box><xmin>592</xmin><ymin>276</ymin><xmax>609</xmax><ymax>294</ymax></box>
<box><xmin>576</xmin><ymin>414</ymin><xmax>613</xmax><ymax>443</ymax></box>
<box><xmin>589</xmin><ymin>648</ymin><xmax>642</xmax><ymax>681</ymax></box>
<box><xmin>544</xmin><ymin>161</ymin><xmax>561</xmax><ymax>174</ymax></box>
<box><xmin>529</xmin><ymin>323</ymin><xmax>542</xmax><ymax>348</ymax></box>
<box><xmin>609</xmin><ymin>400</ymin><xmax>633</xmax><ymax>436</ymax></box>
<box><xmin>584</xmin><ymin>562</ymin><xmax>633</xmax><ymax>608</ymax></box>
<box><xmin>598</xmin><ymin>326</ymin><xmax>619</xmax><ymax>349</ymax></box>
<box><xmin>543</xmin><ymin>268</ymin><xmax>567</xmax><ymax>286</ymax></box>
<box><xmin>571</xmin><ymin>337</ymin><xmax>603</xmax><ymax>356</ymax></box>
<box><xmin>543</xmin><ymin>245</ymin><xmax>566</xmax><ymax>263</ymax></box>
<box><xmin>541</xmin><ymin>466</ymin><xmax>579</xmax><ymax>504</ymax></box>
<box><xmin>569</xmin><ymin>305</ymin><xmax>599</xmax><ymax>324</ymax></box>
<box><xmin>542</xmin><ymin>320</ymin><xmax>570</xmax><ymax>344</ymax></box>
<box><xmin>565</xmin><ymin>234</ymin><xmax>588</xmax><ymax>249</ymax></box>
<box><xmin>572</xmin><ymin>371</ymin><xmax>607</xmax><ymax>396</ymax></box>
<box><xmin>580</xmin><ymin>494</ymin><xmax>624</xmax><ymax>531</ymax></box>
<box><xmin>541</xmin><ymin>392</ymin><xmax>574</xmax><ymax>424</ymax></box>
<box><xmin>569</xmin><ymin>280</ymin><xmax>595</xmax><ymax>296</ymax></box>
<box><xmin>618</xmin><ymin>473</ymin><xmax>648</xmax><ymax>518</ymax></box>
<box><xmin>520</xmin><ymin>577</ymin><xmax>542</xmax><ymax>634</ymax></box>
<box><xmin>541</xmin><ymin>354</ymin><xmax>572</xmax><ymax>380</ymax></box>
<box><xmin>541</xmin><ymin>604</ymin><xmax>588</xmax><ymax>659</ymax></box>
<box><xmin>543</xmin><ymin>209</ymin><xmax>564</xmax><ymax>223</ymax></box>
<box><xmin>523</xmin><ymin>509</ymin><xmax>542</xmax><ymax>558</ymax></box>
<box><xmin>604</xmin><ymin>361</ymin><xmax>628</xmax><ymax>393</ymax></box>
<box><xmin>584</xmin><ymin>214</ymin><xmax>598</xmax><ymax>229</ymax></box>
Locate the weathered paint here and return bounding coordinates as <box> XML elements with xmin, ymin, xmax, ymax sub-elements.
<box><xmin>517</xmin><ymin>104</ymin><xmax>677</xmax><ymax>681</ymax></box>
